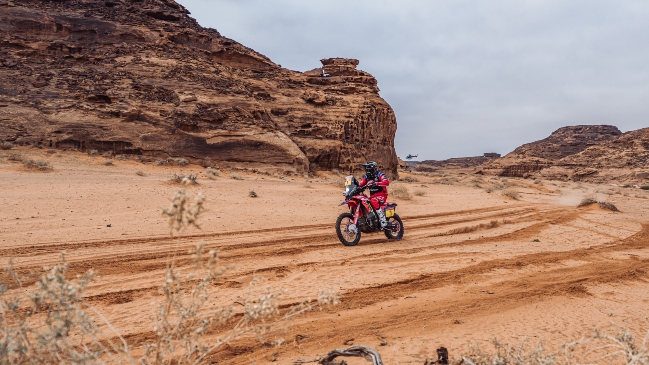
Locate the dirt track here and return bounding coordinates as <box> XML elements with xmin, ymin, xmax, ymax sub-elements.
<box><xmin>2</xmin><ymin>149</ymin><xmax>649</xmax><ymax>364</ymax></box>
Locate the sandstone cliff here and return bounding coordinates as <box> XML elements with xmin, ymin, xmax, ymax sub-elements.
<box><xmin>0</xmin><ymin>0</ymin><xmax>398</xmax><ymax>175</ymax></box>
<box><xmin>539</xmin><ymin>128</ymin><xmax>649</xmax><ymax>182</ymax></box>
<box><xmin>480</xmin><ymin>125</ymin><xmax>621</xmax><ymax>177</ymax></box>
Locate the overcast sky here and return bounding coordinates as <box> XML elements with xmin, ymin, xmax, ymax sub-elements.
<box><xmin>179</xmin><ymin>0</ymin><xmax>649</xmax><ymax>160</ymax></box>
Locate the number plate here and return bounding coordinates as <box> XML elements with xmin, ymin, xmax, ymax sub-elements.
<box><xmin>385</xmin><ymin>209</ymin><xmax>394</xmax><ymax>218</ymax></box>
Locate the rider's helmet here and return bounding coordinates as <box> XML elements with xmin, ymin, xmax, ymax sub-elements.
<box><xmin>362</xmin><ymin>161</ymin><xmax>378</xmax><ymax>180</ymax></box>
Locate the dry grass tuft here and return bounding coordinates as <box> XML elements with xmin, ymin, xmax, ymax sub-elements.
<box><xmin>103</xmin><ymin>160</ymin><xmax>114</xmax><ymax>166</ymax></box>
<box><xmin>1</xmin><ymin>142</ymin><xmax>14</xmax><ymax>150</ymax></box>
<box><xmin>402</xmin><ymin>176</ymin><xmax>419</xmax><ymax>183</ymax></box>
<box><xmin>88</xmin><ymin>149</ymin><xmax>98</xmax><ymax>155</ymax></box>
<box><xmin>230</xmin><ymin>173</ymin><xmax>243</xmax><ymax>180</ymax></box>
<box><xmin>136</xmin><ymin>170</ymin><xmax>146</xmax><ymax>176</ymax></box>
<box><xmin>205</xmin><ymin>167</ymin><xmax>220</xmax><ymax>179</ymax></box>
<box><xmin>171</xmin><ymin>173</ymin><xmax>198</xmax><ymax>185</ymax></box>
<box><xmin>248</xmin><ymin>190</ymin><xmax>258</xmax><ymax>198</ymax></box>
<box><xmin>414</xmin><ymin>189</ymin><xmax>427</xmax><ymax>196</ymax></box>
<box><xmin>22</xmin><ymin>158</ymin><xmax>52</xmax><ymax>171</ymax></box>
<box><xmin>391</xmin><ymin>184</ymin><xmax>412</xmax><ymax>200</ymax></box>
<box><xmin>501</xmin><ymin>188</ymin><xmax>520</xmax><ymax>200</ymax></box>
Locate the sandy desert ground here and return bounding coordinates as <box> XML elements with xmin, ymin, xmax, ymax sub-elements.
<box><xmin>1</xmin><ymin>147</ymin><xmax>649</xmax><ymax>364</ymax></box>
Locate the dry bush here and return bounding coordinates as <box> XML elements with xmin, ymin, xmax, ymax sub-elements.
<box><xmin>102</xmin><ymin>151</ymin><xmax>112</xmax><ymax>158</ymax></box>
<box><xmin>170</xmin><ymin>173</ymin><xmax>197</xmax><ymax>185</ymax></box>
<box><xmin>0</xmin><ymin>255</ymin><xmax>129</xmax><ymax>364</ymax></box>
<box><xmin>6</xmin><ymin>152</ymin><xmax>23</xmax><ymax>162</ymax></box>
<box><xmin>205</xmin><ymin>167</ymin><xmax>220</xmax><ymax>180</ymax></box>
<box><xmin>248</xmin><ymin>190</ymin><xmax>258</xmax><ymax>198</ymax></box>
<box><xmin>402</xmin><ymin>176</ymin><xmax>419</xmax><ymax>183</ymax></box>
<box><xmin>598</xmin><ymin>201</ymin><xmax>619</xmax><ymax>212</ymax></box>
<box><xmin>1</xmin><ymin>181</ymin><xmax>339</xmax><ymax>364</ymax></box>
<box><xmin>414</xmin><ymin>189</ymin><xmax>427</xmax><ymax>196</ymax></box>
<box><xmin>103</xmin><ymin>160</ymin><xmax>114</xmax><ymax>166</ymax></box>
<box><xmin>230</xmin><ymin>173</ymin><xmax>243</xmax><ymax>180</ymax></box>
<box><xmin>534</xmin><ymin>179</ymin><xmax>543</xmax><ymax>185</ymax></box>
<box><xmin>501</xmin><ymin>188</ymin><xmax>520</xmax><ymax>200</ymax></box>
<box><xmin>22</xmin><ymin>158</ymin><xmax>52</xmax><ymax>171</ymax></box>
<box><xmin>391</xmin><ymin>184</ymin><xmax>412</xmax><ymax>200</ymax></box>
<box><xmin>578</xmin><ymin>195</ymin><xmax>598</xmax><ymax>207</ymax></box>
<box><xmin>437</xmin><ymin>177</ymin><xmax>460</xmax><ymax>185</ymax></box>
<box><xmin>640</xmin><ymin>186</ymin><xmax>649</xmax><ymax>191</ymax></box>
<box><xmin>88</xmin><ymin>149</ymin><xmax>98</xmax><ymax>155</ymax></box>
<box><xmin>460</xmin><ymin>338</ymin><xmax>555</xmax><ymax>365</ymax></box>
<box><xmin>136</xmin><ymin>170</ymin><xmax>146</xmax><ymax>176</ymax></box>
<box><xmin>1</xmin><ymin>142</ymin><xmax>14</xmax><ymax>150</ymax></box>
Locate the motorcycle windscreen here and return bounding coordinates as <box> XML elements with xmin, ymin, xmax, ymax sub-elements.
<box><xmin>344</xmin><ymin>175</ymin><xmax>356</xmax><ymax>195</ymax></box>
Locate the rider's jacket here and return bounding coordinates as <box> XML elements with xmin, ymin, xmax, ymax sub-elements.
<box><xmin>359</xmin><ymin>172</ymin><xmax>389</xmax><ymax>195</ymax></box>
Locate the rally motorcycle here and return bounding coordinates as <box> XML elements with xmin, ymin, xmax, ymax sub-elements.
<box><xmin>335</xmin><ymin>175</ymin><xmax>404</xmax><ymax>246</ymax></box>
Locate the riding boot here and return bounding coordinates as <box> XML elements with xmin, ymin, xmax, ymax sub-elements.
<box><xmin>376</xmin><ymin>209</ymin><xmax>388</xmax><ymax>229</ymax></box>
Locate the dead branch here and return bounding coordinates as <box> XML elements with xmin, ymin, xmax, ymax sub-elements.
<box><xmin>295</xmin><ymin>345</ymin><xmax>384</xmax><ymax>365</ymax></box>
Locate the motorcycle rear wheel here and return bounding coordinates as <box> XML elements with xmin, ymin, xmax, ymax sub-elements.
<box><xmin>336</xmin><ymin>212</ymin><xmax>361</xmax><ymax>246</ymax></box>
<box><xmin>384</xmin><ymin>213</ymin><xmax>404</xmax><ymax>240</ymax></box>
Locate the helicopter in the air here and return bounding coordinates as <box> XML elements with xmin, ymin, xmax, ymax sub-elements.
<box><xmin>405</xmin><ymin>154</ymin><xmax>418</xmax><ymax>160</ymax></box>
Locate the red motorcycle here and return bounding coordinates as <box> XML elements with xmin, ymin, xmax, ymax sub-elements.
<box><xmin>336</xmin><ymin>175</ymin><xmax>404</xmax><ymax>246</ymax></box>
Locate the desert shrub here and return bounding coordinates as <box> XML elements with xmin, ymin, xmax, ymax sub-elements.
<box><xmin>155</xmin><ymin>159</ymin><xmax>168</xmax><ymax>166</ymax></box>
<box><xmin>205</xmin><ymin>167</ymin><xmax>220</xmax><ymax>179</ymax></box>
<box><xmin>598</xmin><ymin>201</ymin><xmax>619</xmax><ymax>212</ymax></box>
<box><xmin>6</xmin><ymin>152</ymin><xmax>23</xmax><ymax>161</ymax></box>
<box><xmin>501</xmin><ymin>188</ymin><xmax>520</xmax><ymax>200</ymax></box>
<box><xmin>1</xmin><ymin>142</ymin><xmax>14</xmax><ymax>150</ymax></box>
<box><xmin>641</xmin><ymin>186</ymin><xmax>649</xmax><ymax>190</ymax></box>
<box><xmin>230</xmin><ymin>173</ymin><xmax>243</xmax><ymax>180</ymax></box>
<box><xmin>88</xmin><ymin>149</ymin><xmax>98</xmax><ymax>155</ymax></box>
<box><xmin>460</xmin><ymin>338</ymin><xmax>555</xmax><ymax>365</ymax></box>
<box><xmin>102</xmin><ymin>151</ymin><xmax>112</xmax><ymax>158</ymax></box>
<box><xmin>114</xmin><ymin>154</ymin><xmax>127</xmax><ymax>160</ymax></box>
<box><xmin>578</xmin><ymin>195</ymin><xmax>598</xmax><ymax>207</ymax></box>
<box><xmin>391</xmin><ymin>184</ymin><xmax>412</xmax><ymax>200</ymax></box>
<box><xmin>1</xmin><ymin>182</ymin><xmax>338</xmax><ymax>364</ymax></box>
<box><xmin>534</xmin><ymin>179</ymin><xmax>543</xmax><ymax>185</ymax></box>
<box><xmin>249</xmin><ymin>190</ymin><xmax>258</xmax><ymax>198</ymax></box>
<box><xmin>136</xmin><ymin>170</ymin><xmax>146</xmax><ymax>176</ymax></box>
<box><xmin>402</xmin><ymin>176</ymin><xmax>419</xmax><ymax>183</ymax></box>
<box><xmin>173</xmin><ymin>157</ymin><xmax>188</xmax><ymax>166</ymax></box>
<box><xmin>22</xmin><ymin>158</ymin><xmax>52</xmax><ymax>171</ymax></box>
<box><xmin>103</xmin><ymin>160</ymin><xmax>114</xmax><ymax>166</ymax></box>
<box><xmin>437</xmin><ymin>177</ymin><xmax>460</xmax><ymax>185</ymax></box>
<box><xmin>170</xmin><ymin>173</ymin><xmax>197</xmax><ymax>185</ymax></box>
<box><xmin>414</xmin><ymin>189</ymin><xmax>427</xmax><ymax>196</ymax></box>
<box><xmin>170</xmin><ymin>173</ymin><xmax>185</xmax><ymax>183</ymax></box>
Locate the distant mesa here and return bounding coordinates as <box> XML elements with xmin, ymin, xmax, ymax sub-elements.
<box><xmin>0</xmin><ymin>1</ymin><xmax>398</xmax><ymax>176</ymax></box>
<box><xmin>413</xmin><ymin>125</ymin><xmax>649</xmax><ymax>184</ymax></box>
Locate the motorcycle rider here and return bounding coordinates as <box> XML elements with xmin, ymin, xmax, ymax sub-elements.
<box><xmin>358</xmin><ymin>161</ymin><xmax>390</xmax><ymax>229</ymax></box>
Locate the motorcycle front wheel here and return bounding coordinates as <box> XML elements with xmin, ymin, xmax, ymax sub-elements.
<box><xmin>336</xmin><ymin>212</ymin><xmax>361</xmax><ymax>246</ymax></box>
<box><xmin>384</xmin><ymin>213</ymin><xmax>404</xmax><ymax>240</ymax></box>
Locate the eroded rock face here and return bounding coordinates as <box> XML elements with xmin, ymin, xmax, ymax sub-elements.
<box><xmin>0</xmin><ymin>0</ymin><xmax>398</xmax><ymax>176</ymax></box>
<box><xmin>481</xmin><ymin>125</ymin><xmax>622</xmax><ymax>177</ymax></box>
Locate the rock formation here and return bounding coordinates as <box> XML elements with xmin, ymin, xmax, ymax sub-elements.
<box><xmin>0</xmin><ymin>0</ymin><xmax>398</xmax><ymax>176</ymax></box>
<box><xmin>481</xmin><ymin>125</ymin><xmax>622</xmax><ymax>177</ymax></box>
<box><xmin>414</xmin><ymin>153</ymin><xmax>501</xmax><ymax>172</ymax></box>
<box><xmin>539</xmin><ymin>128</ymin><xmax>649</xmax><ymax>182</ymax></box>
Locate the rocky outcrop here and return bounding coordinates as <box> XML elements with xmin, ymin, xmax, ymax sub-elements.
<box><xmin>0</xmin><ymin>0</ymin><xmax>398</xmax><ymax>176</ymax></box>
<box><xmin>481</xmin><ymin>125</ymin><xmax>622</xmax><ymax>177</ymax></box>
<box><xmin>542</xmin><ymin>128</ymin><xmax>649</xmax><ymax>182</ymax></box>
<box><xmin>414</xmin><ymin>155</ymin><xmax>500</xmax><ymax>172</ymax></box>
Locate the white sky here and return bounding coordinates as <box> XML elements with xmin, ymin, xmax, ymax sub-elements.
<box><xmin>178</xmin><ymin>0</ymin><xmax>649</xmax><ymax>160</ymax></box>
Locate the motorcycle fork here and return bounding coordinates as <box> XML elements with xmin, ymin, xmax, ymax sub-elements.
<box><xmin>352</xmin><ymin>204</ymin><xmax>361</xmax><ymax>225</ymax></box>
